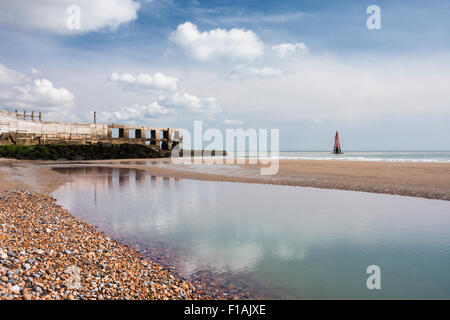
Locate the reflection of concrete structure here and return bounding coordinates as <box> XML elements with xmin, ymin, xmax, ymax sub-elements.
<box><xmin>51</xmin><ymin>166</ymin><xmax>181</xmax><ymax>193</ymax></box>
<box><xmin>0</xmin><ymin>109</ymin><xmax>182</xmax><ymax>151</ymax></box>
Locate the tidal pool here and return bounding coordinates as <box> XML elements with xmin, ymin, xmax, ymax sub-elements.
<box><xmin>52</xmin><ymin>166</ymin><xmax>450</xmax><ymax>299</ymax></box>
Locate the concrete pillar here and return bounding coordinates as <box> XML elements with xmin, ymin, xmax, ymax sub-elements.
<box><xmin>39</xmin><ymin>112</ymin><xmax>42</xmax><ymax>121</ymax></box>
<box><xmin>31</xmin><ymin>111</ymin><xmax>34</xmax><ymax>121</ymax></box>
<box><xmin>155</xmin><ymin>129</ymin><xmax>160</xmax><ymax>147</ymax></box>
<box><xmin>166</xmin><ymin>129</ymin><xmax>170</xmax><ymax>150</ymax></box>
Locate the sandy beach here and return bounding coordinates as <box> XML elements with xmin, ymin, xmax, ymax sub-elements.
<box><xmin>140</xmin><ymin>159</ymin><xmax>450</xmax><ymax>200</ymax></box>
<box><xmin>1</xmin><ymin>158</ymin><xmax>449</xmax><ymax>200</ymax></box>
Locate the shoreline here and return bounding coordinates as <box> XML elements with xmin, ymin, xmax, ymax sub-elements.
<box><xmin>49</xmin><ymin>158</ymin><xmax>450</xmax><ymax>201</ymax></box>
<box><xmin>1</xmin><ymin>158</ymin><xmax>449</xmax><ymax>200</ymax></box>
<box><xmin>0</xmin><ymin>190</ymin><xmax>209</xmax><ymax>300</ymax></box>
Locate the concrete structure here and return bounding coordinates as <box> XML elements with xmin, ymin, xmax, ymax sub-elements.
<box><xmin>0</xmin><ymin>109</ymin><xmax>182</xmax><ymax>151</ymax></box>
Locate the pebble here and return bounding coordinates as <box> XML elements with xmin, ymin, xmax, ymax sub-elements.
<box><xmin>0</xmin><ymin>191</ymin><xmax>207</xmax><ymax>300</ymax></box>
<box><xmin>10</xmin><ymin>285</ymin><xmax>21</xmax><ymax>294</ymax></box>
<box><xmin>34</xmin><ymin>286</ymin><xmax>43</xmax><ymax>294</ymax></box>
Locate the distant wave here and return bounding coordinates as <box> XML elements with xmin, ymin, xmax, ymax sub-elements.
<box><xmin>220</xmin><ymin>151</ymin><xmax>450</xmax><ymax>163</ymax></box>
<box><xmin>274</xmin><ymin>156</ymin><xmax>450</xmax><ymax>163</ymax></box>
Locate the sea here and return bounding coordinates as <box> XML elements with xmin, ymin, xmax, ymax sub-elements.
<box><xmin>225</xmin><ymin>151</ymin><xmax>450</xmax><ymax>163</ymax></box>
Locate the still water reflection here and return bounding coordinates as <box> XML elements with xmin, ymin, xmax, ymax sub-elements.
<box><xmin>52</xmin><ymin>166</ymin><xmax>450</xmax><ymax>299</ymax></box>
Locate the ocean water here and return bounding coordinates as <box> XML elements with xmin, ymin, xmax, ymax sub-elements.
<box><xmin>225</xmin><ymin>151</ymin><xmax>450</xmax><ymax>163</ymax></box>
<box><xmin>52</xmin><ymin>166</ymin><xmax>450</xmax><ymax>299</ymax></box>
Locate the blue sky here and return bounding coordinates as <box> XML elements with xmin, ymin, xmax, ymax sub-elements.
<box><xmin>0</xmin><ymin>0</ymin><xmax>449</xmax><ymax>150</ymax></box>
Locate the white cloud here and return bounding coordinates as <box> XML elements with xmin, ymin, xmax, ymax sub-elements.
<box><xmin>0</xmin><ymin>0</ymin><xmax>141</xmax><ymax>34</ymax></box>
<box><xmin>203</xmin><ymin>55</ymin><xmax>450</xmax><ymax>124</ymax></box>
<box><xmin>109</xmin><ymin>72</ymin><xmax>179</xmax><ymax>93</ymax></box>
<box><xmin>169</xmin><ymin>22</ymin><xmax>264</xmax><ymax>61</ymax></box>
<box><xmin>0</xmin><ymin>63</ymin><xmax>75</xmax><ymax>116</ymax></box>
<box><xmin>222</xmin><ymin>119</ymin><xmax>244</xmax><ymax>125</ymax></box>
<box><xmin>100</xmin><ymin>92</ymin><xmax>221</xmax><ymax>125</ymax></box>
<box><xmin>0</xmin><ymin>64</ymin><xmax>28</xmax><ymax>87</ymax></box>
<box><xmin>272</xmin><ymin>42</ymin><xmax>309</xmax><ymax>58</ymax></box>
<box><xmin>158</xmin><ymin>92</ymin><xmax>222</xmax><ymax>115</ymax></box>
<box><xmin>108</xmin><ymin>69</ymin><xmax>222</xmax><ymax>119</ymax></box>
<box><xmin>100</xmin><ymin>102</ymin><xmax>169</xmax><ymax>123</ymax></box>
<box><xmin>26</xmin><ymin>79</ymin><xmax>75</xmax><ymax>106</ymax></box>
<box><xmin>229</xmin><ymin>65</ymin><xmax>283</xmax><ymax>80</ymax></box>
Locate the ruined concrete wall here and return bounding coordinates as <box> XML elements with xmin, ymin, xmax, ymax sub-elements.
<box><xmin>0</xmin><ymin>110</ymin><xmax>182</xmax><ymax>150</ymax></box>
<box><xmin>0</xmin><ymin>110</ymin><xmax>109</xmax><ymax>146</ymax></box>
<box><xmin>108</xmin><ymin>124</ymin><xmax>183</xmax><ymax>150</ymax></box>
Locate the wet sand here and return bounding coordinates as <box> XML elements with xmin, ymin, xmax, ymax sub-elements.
<box><xmin>0</xmin><ymin>159</ymin><xmax>69</xmax><ymax>193</ymax></box>
<box><xmin>1</xmin><ymin>158</ymin><xmax>449</xmax><ymax>200</ymax></box>
<box><xmin>147</xmin><ymin>159</ymin><xmax>450</xmax><ymax>200</ymax></box>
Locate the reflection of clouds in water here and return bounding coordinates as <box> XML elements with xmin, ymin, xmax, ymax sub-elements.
<box><xmin>54</xmin><ymin>167</ymin><xmax>450</xmax><ymax>249</ymax></box>
<box><xmin>52</xmin><ymin>166</ymin><xmax>450</xmax><ymax>299</ymax></box>
<box><xmin>188</xmin><ymin>240</ymin><xmax>308</xmax><ymax>273</ymax></box>
<box><xmin>54</xmin><ymin>166</ymin><xmax>450</xmax><ymax>262</ymax></box>
<box><xmin>191</xmin><ymin>241</ymin><xmax>263</xmax><ymax>273</ymax></box>
<box><xmin>150</xmin><ymin>215</ymin><xmax>175</xmax><ymax>236</ymax></box>
<box><xmin>275</xmin><ymin>243</ymin><xmax>307</xmax><ymax>261</ymax></box>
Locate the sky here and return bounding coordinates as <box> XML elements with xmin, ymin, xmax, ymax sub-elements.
<box><xmin>0</xmin><ymin>0</ymin><xmax>449</xmax><ymax>151</ymax></box>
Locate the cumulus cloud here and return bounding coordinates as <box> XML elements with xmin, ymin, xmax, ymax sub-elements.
<box><xmin>0</xmin><ymin>0</ymin><xmax>141</xmax><ymax>34</ymax></box>
<box><xmin>100</xmin><ymin>92</ymin><xmax>221</xmax><ymax>124</ymax></box>
<box><xmin>108</xmin><ymin>69</ymin><xmax>222</xmax><ymax>120</ymax></box>
<box><xmin>222</xmin><ymin>119</ymin><xmax>244</xmax><ymax>125</ymax></box>
<box><xmin>25</xmin><ymin>79</ymin><xmax>75</xmax><ymax>105</ymax></box>
<box><xmin>169</xmin><ymin>22</ymin><xmax>264</xmax><ymax>61</ymax></box>
<box><xmin>272</xmin><ymin>42</ymin><xmax>309</xmax><ymax>58</ymax></box>
<box><xmin>229</xmin><ymin>65</ymin><xmax>283</xmax><ymax>80</ymax></box>
<box><xmin>0</xmin><ymin>63</ymin><xmax>75</xmax><ymax>116</ymax></box>
<box><xmin>158</xmin><ymin>92</ymin><xmax>222</xmax><ymax>115</ymax></box>
<box><xmin>100</xmin><ymin>102</ymin><xmax>169</xmax><ymax>123</ymax></box>
<box><xmin>109</xmin><ymin>72</ymin><xmax>178</xmax><ymax>93</ymax></box>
